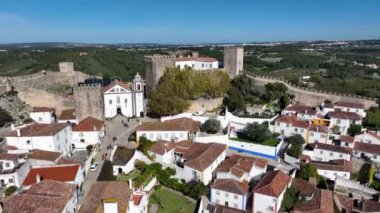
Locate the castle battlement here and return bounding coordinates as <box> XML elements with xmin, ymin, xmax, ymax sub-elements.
<box><xmin>75</xmin><ymin>83</ymin><xmax>102</xmax><ymax>89</ymax></box>
<box><xmin>144</xmin><ymin>54</ymin><xmax>175</xmax><ymax>62</ymax></box>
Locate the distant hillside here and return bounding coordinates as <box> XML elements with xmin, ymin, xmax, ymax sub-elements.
<box><xmin>0</xmin><ymin>48</ymin><xmax>165</xmax><ymax>81</ymax></box>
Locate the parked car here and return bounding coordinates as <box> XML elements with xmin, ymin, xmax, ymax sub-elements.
<box><xmin>193</xmin><ymin>111</ymin><xmax>204</xmax><ymax>116</ymax></box>
<box><xmin>90</xmin><ymin>162</ymin><xmax>99</xmax><ymax>172</ymax></box>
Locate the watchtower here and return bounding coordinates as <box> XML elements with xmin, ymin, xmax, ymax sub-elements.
<box><xmin>223</xmin><ymin>47</ymin><xmax>244</xmax><ymax>78</ymax></box>
<box><xmin>74</xmin><ymin>83</ymin><xmax>104</xmax><ymax>121</ymax></box>
<box><xmin>144</xmin><ymin>55</ymin><xmax>175</xmax><ymax>97</ymax></box>
<box><xmin>59</xmin><ymin>62</ymin><xmax>74</xmax><ymax>73</ymax></box>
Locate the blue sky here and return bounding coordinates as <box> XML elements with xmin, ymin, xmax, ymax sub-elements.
<box><xmin>0</xmin><ymin>0</ymin><xmax>379</xmax><ymax>44</ymax></box>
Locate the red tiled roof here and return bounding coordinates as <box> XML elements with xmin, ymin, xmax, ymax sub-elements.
<box><xmin>73</xmin><ymin>116</ymin><xmax>104</xmax><ymax>132</ymax></box>
<box><xmin>31</xmin><ymin>107</ymin><xmax>55</xmax><ymax>113</ymax></box>
<box><xmin>2</xmin><ymin>180</ymin><xmax>76</xmax><ymax>213</ymax></box>
<box><xmin>335</xmin><ymin>101</ymin><xmax>365</xmax><ymax>109</ymax></box>
<box><xmin>327</xmin><ymin>110</ymin><xmax>362</xmax><ymax>120</ymax></box>
<box><xmin>0</xmin><ymin>153</ymin><xmax>21</xmax><ymax>161</ymax></box>
<box><xmin>293</xmin><ymin>189</ymin><xmax>333</xmax><ymax>213</ymax></box>
<box><xmin>309</xmin><ymin>124</ymin><xmax>328</xmax><ymax>134</ymax></box>
<box><xmin>150</xmin><ymin>140</ymin><xmax>177</xmax><ymax>155</ymax></box>
<box><xmin>314</xmin><ymin>143</ymin><xmax>352</xmax><ymax>155</ymax></box>
<box><xmin>59</xmin><ymin>109</ymin><xmax>76</xmax><ymax>120</ymax></box>
<box><xmin>6</xmin><ymin>123</ymin><xmax>68</xmax><ymax>137</ymax></box>
<box><xmin>27</xmin><ymin>149</ymin><xmax>62</xmax><ymax>161</ymax></box>
<box><xmin>137</xmin><ymin>117</ymin><xmax>201</xmax><ymax>132</ymax></box>
<box><xmin>362</xmin><ymin>200</ymin><xmax>380</xmax><ymax>212</ymax></box>
<box><xmin>184</xmin><ymin>143</ymin><xmax>226</xmax><ymax>171</ymax></box>
<box><xmin>284</xmin><ymin>105</ymin><xmax>317</xmax><ymax>115</ymax></box>
<box><xmin>365</xmin><ymin>130</ymin><xmax>380</xmax><ymax>140</ymax></box>
<box><xmin>309</xmin><ymin>159</ymin><xmax>351</xmax><ymax>172</ymax></box>
<box><xmin>253</xmin><ymin>170</ymin><xmax>291</xmax><ymax>198</ymax></box>
<box><xmin>334</xmin><ymin>193</ymin><xmax>353</xmax><ymax>211</ymax></box>
<box><xmin>211</xmin><ymin>179</ymin><xmax>249</xmax><ymax>195</ymax></box>
<box><xmin>175</xmin><ymin>56</ymin><xmax>217</xmax><ymax>62</ymax></box>
<box><xmin>340</xmin><ymin>135</ymin><xmax>355</xmax><ymax>143</ymax></box>
<box><xmin>276</xmin><ymin>115</ymin><xmax>310</xmax><ymax>129</ymax></box>
<box><xmin>217</xmin><ymin>154</ymin><xmax>267</xmax><ymax>178</ymax></box>
<box><xmin>103</xmin><ymin>79</ymin><xmax>132</xmax><ymax>93</ymax></box>
<box><xmin>133</xmin><ymin>193</ymin><xmax>143</xmax><ymax>205</ymax></box>
<box><xmin>354</xmin><ymin>142</ymin><xmax>380</xmax><ymax>156</ymax></box>
<box><xmin>291</xmin><ymin>178</ymin><xmax>316</xmax><ymax>197</ymax></box>
<box><xmin>22</xmin><ymin>164</ymin><xmax>80</xmax><ymax>186</ymax></box>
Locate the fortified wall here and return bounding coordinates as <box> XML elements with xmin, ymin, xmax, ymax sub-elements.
<box><xmin>246</xmin><ymin>72</ymin><xmax>378</xmax><ymax>108</ymax></box>
<box><xmin>73</xmin><ymin>83</ymin><xmax>104</xmax><ymax>121</ymax></box>
<box><xmin>144</xmin><ymin>55</ymin><xmax>175</xmax><ymax>97</ymax></box>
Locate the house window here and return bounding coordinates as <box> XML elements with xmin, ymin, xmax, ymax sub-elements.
<box><xmin>142</xmin><ymin>133</ymin><xmax>146</xmax><ymax>138</ymax></box>
<box><xmin>216</xmin><ymin>199</ymin><xmax>220</xmax><ymax>204</ymax></box>
<box><xmin>310</xmin><ymin>132</ymin><xmax>314</xmax><ymax>137</ymax></box>
<box><xmin>117</xmin><ymin>96</ymin><xmax>120</xmax><ymax>104</ymax></box>
<box><xmin>334</xmin><ymin>173</ymin><xmax>337</xmax><ymax>176</ymax></box>
<box><xmin>343</xmin><ymin>174</ymin><xmax>347</xmax><ymax>177</ymax></box>
<box><xmin>157</xmin><ymin>133</ymin><xmax>162</xmax><ymax>140</ymax></box>
<box><xmin>294</xmin><ymin>128</ymin><xmax>298</xmax><ymax>132</ymax></box>
<box><xmin>330</xmin><ymin>152</ymin><xmax>333</xmax><ymax>156</ymax></box>
<box><xmin>320</xmin><ymin>134</ymin><xmax>325</xmax><ymax>138</ymax></box>
<box><xmin>38</xmin><ymin>117</ymin><xmax>42</xmax><ymax>121</ymax></box>
<box><xmin>286</xmin><ymin>124</ymin><xmax>290</xmax><ymax>127</ymax></box>
<box><xmin>216</xmin><ymin>190</ymin><xmax>220</xmax><ymax>195</ymax></box>
<box><xmin>57</xmin><ymin>134</ymin><xmax>60</xmax><ymax>140</ymax></box>
<box><xmin>234</xmin><ymin>195</ymin><xmax>238</xmax><ymax>199</ymax></box>
<box><xmin>137</xmin><ymin>84</ymin><xmax>141</xmax><ymax>91</ymax></box>
<box><xmin>109</xmin><ymin>100</ymin><xmax>112</xmax><ymax>104</ymax></box>
<box><xmin>58</xmin><ymin>145</ymin><xmax>61</xmax><ymax>151</ymax></box>
<box><xmin>319</xmin><ymin>150</ymin><xmax>323</xmax><ymax>154</ymax></box>
<box><xmin>125</xmin><ymin>99</ymin><xmax>128</xmax><ymax>104</ymax></box>
<box><xmin>171</xmin><ymin>133</ymin><xmax>175</xmax><ymax>139</ymax></box>
<box><xmin>354</xmin><ymin>151</ymin><xmax>358</xmax><ymax>155</ymax></box>
<box><xmin>339</xmin><ymin>154</ymin><xmax>343</xmax><ymax>158</ymax></box>
<box><xmin>233</xmin><ymin>204</ymin><xmax>238</xmax><ymax>208</ymax></box>
<box><xmin>277</xmin><ymin>122</ymin><xmax>280</xmax><ymax>126</ymax></box>
<box><xmin>8</xmin><ymin>178</ymin><xmax>13</xmax><ymax>183</ymax></box>
<box><xmin>149</xmin><ymin>133</ymin><xmax>154</xmax><ymax>139</ymax></box>
<box><xmin>179</xmin><ymin>133</ymin><xmax>184</xmax><ymax>138</ymax></box>
<box><xmin>374</xmin><ymin>155</ymin><xmax>377</xmax><ymax>159</ymax></box>
<box><xmin>337</xmin><ymin>120</ymin><xmax>341</xmax><ymax>125</ymax></box>
<box><xmin>5</xmin><ymin>163</ymin><xmax>10</xmax><ymax>167</ymax></box>
<box><xmin>80</xmin><ymin>139</ymin><xmax>85</xmax><ymax>143</ymax></box>
<box><xmin>79</xmin><ymin>132</ymin><xmax>84</xmax><ymax>137</ymax></box>
<box><xmin>164</xmin><ymin>133</ymin><xmax>168</xmax><ymax>139</ymax></box>
<box><xmin>225</xmin><ymin>192</ymin><xmax>229</xmax><ymax>197</ymax></box>
<box><xmin>300</xmin><ymin>129</ymin><xmax>304</xmax><ymax>133</ymax></box>
<box><xmin>356</xmin><ymin>109</ymin><xmax>359</xmax><ymax>112</ymax></box>
<box><xmin>26</xmin><ymin>140</ymin><xmax>31</xmax><ymax>145</ymax></box>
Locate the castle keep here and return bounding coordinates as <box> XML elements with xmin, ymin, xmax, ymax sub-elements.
<box><xmin>74</xmin><ymin>83</ymin><xmax>104</xmax><ymax>121</ymax></box>
<box><xmin>144</xmin><ymin>55</ymin><xmax>175</xmax><ymax>97</ymax></box>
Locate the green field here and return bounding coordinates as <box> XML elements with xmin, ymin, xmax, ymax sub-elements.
<box><xmin>149</xmin><ymin>188</ymin><xmax>195</xmax><ymax>213</ymax></box>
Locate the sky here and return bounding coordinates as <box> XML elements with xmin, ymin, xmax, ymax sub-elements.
<box><xmin>0</xmin><ymin>0</ymin><xmax>379</xmax><ymax>44</ymax></box>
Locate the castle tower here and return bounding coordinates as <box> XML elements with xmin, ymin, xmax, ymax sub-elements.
<box><xmin>223</xmin><ymin>46</ymin><xmax>244</xmax><ymax>78</ymax></box>
<box><xmin>74</xmin><ymin>83</ymin><xmax>104</xmax><ymax>121</ymax></box>
<box><xmin>144</xmin><ymin>55</ymin><xmax>175</xmax><ymax>97</ymax></box>
<box><xmin>133</xmin><ymin>73</ymin><xmax>144</xmax><ymax>117</ymax></box>
<box><xmin>59</xmin><ymin>62</ymin><xmax>74</xmax><ymax>73</ymax></box>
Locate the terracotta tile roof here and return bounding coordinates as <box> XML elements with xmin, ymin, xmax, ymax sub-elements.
<box><xmin>27</xmin><ymin>149</ymin><xmax>62</xmax><ymax>161</ymax></box>
<box><xmin>56</xmin><ymin>158</ymin><xmax>85</xmax><ymax>167</ymax></box>
<box><xmin>0</xmin><ymin>153</ymin><xmax>21</xmax><ymax>161</ymax></box>
<box><xmin>59</xmin><ymin>108</ymin><xmax>76</xmax><ymax>120</ymax></box>
<box><xmin>136</xmin><ymin>117</ymin><xmax>201</xmax><ymax>132</ymax></box>
<box><xmin>2</xmin><ymin>180</ymin><xmax>76</xmax><ymax>213</ymax></box>
<box><xmin>23</xmin><ymin>164</ymin><xmax>81</xmax><ymax>186</ymax></box>
<box><xmin>73</xmin><ymin>116</ymin><xmax>104</xmax><ymax>132</ymax></box>
<box><xmin>365</xmin><ymin>130</ymin><xmax>380</xmax><ymax>140</ymax></box>
<box><xmin>309</xmin><ymin>159</ymin><xmax>352</xmax><ymax>172</ymax></box>
<box><xmin>340</xmin><ymin>135</ymin><xmax>355</xmax><ymax>143</ymax></box>
<box><xmin>334</xmin><ymin>193</ymin><xmax>353</xmax><ymax>211</ymax></box>
<box><xmin>253</xmin><ymin>170</ymin><xmax>291</xmax><ymax>198</ymax></box>
<box><xmin>314</xmin><ymin>143</ymin><xmax>352</xmax><ymax>155</ymax></box>
<box><xmin>6</xmin><ymin>123</ymin><xmax>68</xmax><ymax>137</ymax></box>
<box><xmin>284</xmin><ymin>105</ymin><xmax>317</xmax><ymax>115</ymax></box>
<box><xmin>31</xmin><ymin>107</ymin><xmax>55</xmax><ymax>113</ymax></box>
<box><xmin>354</xmin><ymin>142</ymin><xmax>380</xmax><ymax>155</ymax></box>
<box><xmin>184</xmin><ymin>142</ymin><xmax>226</xmax><ymax>171</ymax></box>
<box><xmin>327</xmin><ymin>110</ymin><xmax>362</xmax><ymax>120</ymax></box>
<box><xmin>103</xmin><ymin>79</ymin><xmax>132</xmax><ymax>93</ymax></box>
<box><xmin>276</xmin><ymin>115</ymin><xmax>310</xmax><ymax>129</ymax></box>
<box><xmin>293</xmin><ymin>189</ymin><xmax>333</xmax><ymax>213</ymax></box>
<box><xmin>150</xmin><ymin>140</ymin><xmax>177</xmax><ymax>155</ymax></box>
<box><xmin>112</xmin><ymin>147</ymin><xmax>135</xmax><ymax>166</ymax></box>
<box><xmin>79</xmin><ymin>181</ymin><xmax>131</xmax><ymax>213</ymax></box>
<box><xmin>335</xmin><ymin>101</ymin><xmax>365</xmax><ymax>109</ymax></box>
<box><xmin>309</xmin><ymin>124</ymin><xmax>328</xmax><ymax>134</ymax></box>
<box><xmin>217</xmin><ymin>154</ymin><xmax>267</xmax><ymax>178</ymax></box>
<box><xmin>211</xmin><ymin>179</ymin><xmax>249</xmax><ymax>195</ymax></box>
<box><xmin>292</xmin><ymin>120</ymin><xmax>310</xmax><ymax>129</ymax></box>
<box><xmin>362</xmin><ymin>200</ymin><xmax>380</xmax><ymax>212</ymax></box>
<box><xmin>175</xmin><ymin>56</ymin><xmax>218</xmax><ymax>62</ymax></box>
<box><xmin>291</xmin><ymin>178</ymin><xmax>316</xmax><ymax>197</ymax></box>
<box><xmin>133</xmin><ymin>193</ymin><xmax>143</xmax><ymax>205</ymax></box>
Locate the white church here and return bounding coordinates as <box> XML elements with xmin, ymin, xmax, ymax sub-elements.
<box><xmin>103</xmin><ymin>73</ymin><xmax>144</xmax><ymax>118</ymax></box>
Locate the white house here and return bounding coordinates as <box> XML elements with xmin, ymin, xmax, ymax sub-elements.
<box><xmin>0</xmin><ymin>153</ymin><xmax>30</xmax><ymax>188</ymax></box>
<box><xmin>5</xmin><ymin>123</ymin><xmax>72</xmax><ymax>155</ymax></box>
<box><xmin>327</xmin><ymin>110</ymin><xmax>363</xmax><ymax>135</ymax></box>
<box><xmin>252</xmin><ymin>170</ymin><xmax>292</xmax><ymax>213</ymax></box>
<box><xmin>22</xmin><ymin>164</ymin><xmax>83</xmax><ymax>187</ymax></box>
<box><xmin>210</xmin><ymin>179</ymin><xmax>249</xmax><ymax>211</ymax></box>
<box><xmin>354</xmin><ymin>130</ymin><xmax>380</xmax><ymax>145</ymax></box>
<box><xmin>216</xmin><ymin>154</ymin><xmax>267</xmax><ymax>183</ymax></box>
<box><xmin>308</xmin><ymin>124</ymin><xmax>329</xmax><ymax>144</ymax></box>
<box><xmin>353</xmin><ymin>142</ymin><xmax>380</xmax><ymax>163</ymax></box>
<box><xmin>175</xmin><ymin>56</ymin><xmax>219</xmax><ymax>70</ymax></box>
<box><xmin>149</xmin><ymin>140</ymin><xmax>227</xmax><ymax>185</ymax></box>
<box><xmin>282</xmin><ymin>104</ymin><xmax>317</xmax><ymax>121</ymax></box>
<box><xmin>312</xmin><ymin>143</ymin><xmax>351</xmax><ymax>162</ymax></box>
<box><xmin>334</xmin><ymin>101</ymin><xmax>366</xmax><ymax>118</ymax></box>
<box><xmin>308</xmin><ymin>159</ymin><xmax>351</xmax><ymax>181</ymax></box>
<box><xmin>339</xmin><ymin>135</ymin><xmax>355</xmax><ymax>148</ymax></box>
<box><xmin>29</xmin><ymin>107</ymin><xmax>56</xmax><ymax>124</ymax></box>
<box><xmin>72</xmin><ymin>116</ymin><xmax>105</xmax><ymax>149</ymax></box>
<box><xmin>103</xmin><ymin>73</ymin><xmax>144</xmax><ymax>118</ymax></box>
<box><xmin>1</xmin><ymin>179</ymin><xmax>78</xmax><ymax>213</ymax></box>
<box><xmin>136</xmin><ymin>117</ymin><xmax>201</xmax><ymax>142</ymax></box>
<box><xmin>273</xmin><ymin>114</ymin><xmax>309</xmax><ymax>139</ymax></box>
<box><xmin>58</xmin><ymin>109</ymin><xmax>78</xmax><ymax>124</ymax></box>
<box><xmin>26</xmin><ymin>149</ymin><xmax>62</xmax><ymax>167</ymax></box>
<box><xmin>128</xmin><ymin>190</ymin><xmax>149</xmax><ymax>213</ymax></box>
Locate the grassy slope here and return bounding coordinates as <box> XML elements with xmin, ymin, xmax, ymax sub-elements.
<box><xmin>149</xmin><ymin>188</ymin><xmax>195</xmax><ymax>213</ymax></box>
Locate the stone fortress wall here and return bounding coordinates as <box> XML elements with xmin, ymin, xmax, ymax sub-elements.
<box><xmin>144</xmin><ymin>55</ymin><xmax>175</xmax><ymax>97</ymax></box>
<box><xmin>245</xmin><ymin>71</ymin><xmax>378</xmax><ymax>108</ymax></box>
<box><xmin>73</xmin><ymin>83</ymin><xmax>104</xmax><ymax>121</ymax></box>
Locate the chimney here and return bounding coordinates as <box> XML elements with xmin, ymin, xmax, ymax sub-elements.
<box><xmin>93</xmin><ymin>125</ymin><xmax>97</xmax><ymax>131</ymax></box>
<box><xmin>11</xmin><ymin>124</ymin><xmax>15</xmax><ymax>131</ymax></box>
<box><xmin>128</xmin><ymin>179</ymin><xmax>133</xmax><ymax>192</ymax></box>
<box><xmin>16</xmin><ymin>129</ymin><xmax>21</xmax><ymax>137</ymax></box>
<box><xmin>36</xmin><ymin>173</ymin><xmax>42</xmax><ymax>183</ymax></box>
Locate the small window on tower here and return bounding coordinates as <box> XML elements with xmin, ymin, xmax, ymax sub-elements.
<box><xmin>137</xmin><ymin>84</ymin><xmax>141</xmax><ymax>91</ymax></box>
<box><xmin>125</xmin><ymin>99</ymin><xmax>128</xmax><ymax>104</ymax></box>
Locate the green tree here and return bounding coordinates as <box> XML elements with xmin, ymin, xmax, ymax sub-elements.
<box><xmin>201</xmin><ymin>118</ymin><xmax>221</xmax><ymax>134</ymax></box>
<box><xmin>348</xmin><ymin>124</ymin><xmax>362</xmax><ymax>136</ymax></box>
<box><xmin>86</xmin><ymin>145</ymin><xmax>94</xmax><ymax>156</ymax></box>
<box><xmin>279</xmin><ymin>93</ymin><xmax>291</xmax><ymax>109</ymax></box>
<box><xmin>358</xmin><ymin>163</ymin><xmax>372</xmax><ymax>184</ymax></box>
<box><xmin>287</xmin><ymin>134</ymin><xmax>306</xmax><ymax>158</ymax></box>
<box><xmin>4</xmin><ymin>186</ymin><xmax>17</xmax><ymax>196</ymax></box>
<box><xmin>137</xmin><ymin>137</ymin><xmax>155</xmax><ymax>158</ymax></box>
<box><xmin>242</xmin><ymin>123</ymin><xmax>271</xmax><ymax>143</ymax></box>
<box><xmin>0</xmin><ymin>107</ymin><xmax>13</xmax><ymax>127</ymax></box>
<box><xmin>297</xmin><ymin>164</ymin><xmax>319</xmax><ymax>182</ymax></box>
<box><xmin>280</xmin><ymin>187</ymin><xmax>297</xmax><ymax>212</ymax></box>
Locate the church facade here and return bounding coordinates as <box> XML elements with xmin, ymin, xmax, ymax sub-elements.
<box><xmin>103</xmin><ymin>73</ymin><xmax>144</xmax><ymax>118</ymax></box>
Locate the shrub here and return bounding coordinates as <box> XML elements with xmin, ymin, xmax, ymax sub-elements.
<box><xmin>23</xmin><ymin>117</ymin><xmax>34</xmax><ymax>124</ymax></box>
<box><xmin>280</xmin><ymin>187</ymin><xmax>297</xmax><ymax>212</ymax></box>
<box><xmin>297</xmin><ymin>164</ymin><xmax>320</xmax><ymax>183</ymax></box>
<box><xmin>201</xmin><ymin>118</ymin><xmax>221</xmax><ymax>134</ymax></box>
<box><xmin>348</xmin><ymin>124</ymin><xmax>362</xmax><ymax>136</ymax></box>
<box><xmin>0</xmin><ymin>107</ymin><xmax>13</xmax><ymax>127</ymax></box>
<box><xmin>5</xmin><ymin>186</ymin><xmax>18</xmax><ymax>196</ymax></box>
<box><xmin>287</xmin><ymin>134</ymin><xmax>306</xmax><ymax>158</ymax></box>
<box><xmin>86</xmin><ymin>145</ymin><xmax>94</xmax><ymax>155</ymax></box>
<box><xmin>243</xmin><ymin>122</ymin><xmax>271</xmax><ymax>143</ymax></box>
